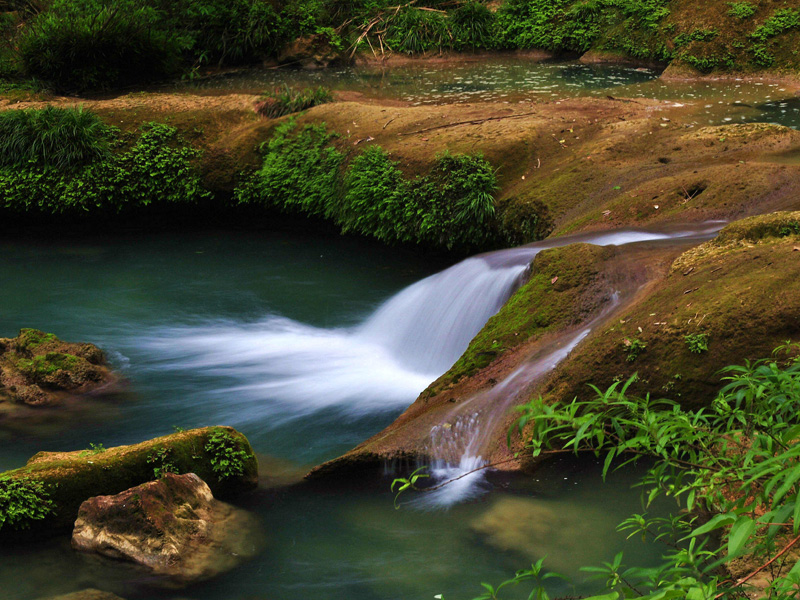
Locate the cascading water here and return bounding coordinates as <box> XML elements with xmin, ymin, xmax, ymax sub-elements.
<box><xmin>137</xmin><ymin>225</ymin><xmax>721</xmax><ymax>487</ymax></box>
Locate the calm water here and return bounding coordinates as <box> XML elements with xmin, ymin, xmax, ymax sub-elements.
<box><xmin>0</xmin><ymin>231</ymin><xmax>664</xmax><ymax>600</ymax></box>
<box><xmin>179</xmin><ymin>57</ymin><xmax>800</xmax><ymax>128</ymax></box>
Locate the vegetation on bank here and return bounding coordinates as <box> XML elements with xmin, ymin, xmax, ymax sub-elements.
<box><xmin>236</xmin><ymin>119</ymin><xmax>504</xmax><ymax>252</ymax></box>
<box><xmin>0</xmin><ymin>426</ymin><xmax>258</xmax><ymax>536</ymax></box>
<box><xmin>1</xmin><ymin>0</ymin><xmax>798</xmax><ymax>92</ymax></box>
<box><xmin>0</xmin><ymin>106</ymin><xmax>209</xmax><ymax>217</ymax></box>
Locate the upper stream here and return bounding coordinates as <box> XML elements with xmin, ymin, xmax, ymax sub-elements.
<box><xmin>182</xmin><ymin>57</ymin><xmax>800</xmax><ymax>129</ymax></box>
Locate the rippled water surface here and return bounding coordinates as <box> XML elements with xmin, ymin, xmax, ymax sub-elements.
<box><xmin>179</xmin><ymin>57</ymin><xmax>800</xmax><ymax>128</ymax></box>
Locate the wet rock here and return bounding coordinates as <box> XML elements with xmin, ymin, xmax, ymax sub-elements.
<box><xmin>278</xmin><ymin>34</ymin><xmax>346</xmax><ymax>69</ymax></box>
<box><xmin>72</xmin><ymin>473</ymin><xmax>262</xmax><ymax>586</ymax></box>
<box><xmin>35</xmin><ymin>590</ymin><xmax>127</xmax><ymax>600</ymax></box>
<box><xmin>0</xmin><ymin>329</ymin><xmax>115</xmax><ymax>407</ymax></box>
<box><xmin>0</xmin><ymin>426</ymin><xmax>258</xmax><ymax>538</ymax></box>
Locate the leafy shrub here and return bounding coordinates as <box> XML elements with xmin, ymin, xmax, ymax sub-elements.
<box><xmin>0</xmin><ymin>106</ymin><xmax>112</xmax><ymax>171</ymax></box>
<box><xmin>236</xmin><ymin>121</ymin><xmax>500</xmax><ymax>252</ymax></box>
<box><xmin>450</xmin><ymin>1</ymin><xmax>496</xmax><ymax>50</ymax></box>
<box><xmin>0</xmin><ymin>122</ymin><xmax>210</xmax><ymax>215</ymax></box>
<box><xmin>17</xmin><ymin>0</ymin><xmax>182</xmax><ymax>92</ymax></box>
<box><xmin>0</xmin><ymin>476</ymin><xmax>54</xmax><ymax>531</ymax></box>
<box><xmin>255</xmin><ymin>85</ymin><xmax>334</xmax><ymax>118</ymax></box>
<box><xmin>685</xmin><ymin>333</ymin><xmax>709</xmax><ymax>354</ymax></box>
<box><xmin>235</xmin><ymin>120</ymin><xmax>344</xmax><ymax>217</ymax></box>
<box><xmin>204</xmin><ymin>428</ymin><xmax>251</xmax><ymax>480</ymax></box>
<box><xmin>750</xmin><ymin>8</ymin><xmax>800</xmax><ymax>43</ymax></box>
<box><xmin>488</xmin><ymin>348</ymin><xmax>800</xmax><ymax>599</ymax></box>
<box><xmin>385</xmin><ymin>7</ymin><xmax>452</xmax><ymax>54</ymax></box>
<box><xmin>727</xmin><ymin>1</ymin><xmax>756</xmax><ymax>20</ymax></box>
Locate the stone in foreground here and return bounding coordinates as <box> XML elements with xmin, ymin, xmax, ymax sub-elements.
<box><xmin>72</xmin><ymin>473</ymin><xmax>262</xmax><ymax>586</ymax></box>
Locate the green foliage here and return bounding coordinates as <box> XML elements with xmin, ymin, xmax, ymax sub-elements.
<box><xmin>236</xmin><ymin>121</ymin><xmax>500</xmax><ymax>252</ymax></box>
<box><xmin>674</xmin><ymin>29</ymin><xmax>718</xmax><ymax>48</ymax></box>
<box><xmin>17</xmin><ymin>0</ymin><xmax>182</xmax><ymax>92</ymax></box>
<box><xmin>727</xmin><ymin>2</ymin><xmax>756</xmax><ymax>20</ymax></box>
<box><xmin>494</xmin><ymin>0</ymin><xmax>671</xmax><ymax>60</ymax></box>
<box><xmin>0</xmin><ymin>121</ymin><xmax>210</xmax><ymax>216</ymax></box>
<box><xmin>685</xmin><ymin>333</ymin><xmax>709</xmax><ymax>354</ymax></box>
<box><xmin>80</xmin><ymin>443</ymin><xmax>107</xmax><ymax>457</ymax></box>
<box><xmin>204</xmin><ymin>428</ymin><xmax>250</xmax><ymax>480</ymax></box>
<box><xmin>480</xmin><ymin>347</ymin><xmax>800</xmax><ymax>599</ymax></box>
<box><xmin>391</xmin><ymin>466</ymin><xmax>429</xmax><ymax>509</ymax></box>
<box><xmin>780</xmin><ymin>221</ymin><xmax>800</xmax><ymax>237</ymax></box>
<box><xmin>0</xmin><ymin>107</ymin><xmax>112</xmax><ymax>171</ymax></box>
<box><xmin>623</xmin><ymin>338</ymin><xmax>646</xmax><ymax>362</ymax></box>
<box><xmin>0</xmin><ymin>476</ymin><xmax>55</xmax><ymax>531</ymax></box>
<box><xmin>450</xmin><ymin>1</ymin><xmax>496</xmax><ymax>50</ymax></box>
<box><xmin>236</xmin><ymin>119</ymin><xmax>344</xmax><ymax>217</ymax></box>
<box><xmin>255</xmin><ymin>85</ymin><xmax>334</xmax><ymax>118</ymax></box>
<box><xmin>385</xmin><ymin>7</ymin><xmax>452</xmax><ymax>55</ymax></box>
<box><xmin>751</xmin><ymin>8</ymin><xmax>800</xmax><ymax>43</ymax></box>
<box><xmin>147</xmin><ymin>446</ymin><xmax>179</xmax><ymax>479</ymax></box>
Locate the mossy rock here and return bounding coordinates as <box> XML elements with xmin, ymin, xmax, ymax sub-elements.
<box><xmin>542</xmin><ymin>230</ymin><xmax>800</xmax><ymax>409</ymax></box>
<box><xmin>0</xmin><ymin>328</ymin><xmax>113</xmax><ymax>407</ymax></box>
<box><xmin>0</xmin><ymin>426</ymin><xmax>258</xmax><ymax>540</ymax></box>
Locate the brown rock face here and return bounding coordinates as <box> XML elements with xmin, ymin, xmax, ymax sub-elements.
<box><xmin>71</xmin><ymin>473</ymin><xmax>262</xmax><ymax>586</ymax></box>
<box><xmin>0</xmin><ymin>328</ymin><xmax>115</xmax><ymax>407</ymax></box>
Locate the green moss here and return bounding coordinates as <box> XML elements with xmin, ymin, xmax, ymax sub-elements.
<box><xmin>15</xmin><ymin>329</ymin><xmax>57</xmax><ymax>352</ymax></box>
<box><xmin>15</xmin><ymin>353</ymin><xmax>80</xmax><ymax>381</ymax></box>
<box><xmin>0</xmin><ymin>426</ymin><xmax>258</xmax><ymax>539</ymax></box>
<box><xmin>426</xmin><ymin>243</ymin><xmax>614</xmax><ymax>395</ymax></box>
<box><xmin>542</xmin><ymin>233</ymin><xmax>800</xmax><ymax>411</ymax></box>
<box><xmin>712</xmin><ymin>211</ymin><xmax>800</xmax><ymax>245</ymax></box>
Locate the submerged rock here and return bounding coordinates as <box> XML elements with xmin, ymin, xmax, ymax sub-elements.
<box><xmin>0</xmin><ymin>426</ymin><xmax>258</xmax><ymax>539</ymax></box>
<box><xmin>72</xmin><ymin>473</ymin><xmax>262</xmax><ymax>586</ymax></box>
<box><xmin>470</xmin><ymin>495</ymin><xmax>612</xmax><ymax>575</ymax></box>
<box><xmin>0</xmin><ymin>328</ymin><xmax>115</xmax><ymax>407</ymax></box>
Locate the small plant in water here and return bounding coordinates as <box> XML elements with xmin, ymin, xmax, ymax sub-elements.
<box><xmin>391</xmin><ymin>466</ymin><xmax>429</xmax><ymax>509</ymax></box>
<box><xmin>685</xmin><ymin>333</ymin><xmax>709</xmax><ymax>354</ymax></box>
<box><xmin>205</xmin><ymin>429</ymin><xmax>250</xmax><ymax>480</ymax></box>
<box><xmin>623</xmin><ymin>338</ymin><xmax>647</xmax><ymax>362</ymax></box>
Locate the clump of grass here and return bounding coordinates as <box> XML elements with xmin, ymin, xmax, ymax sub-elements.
<box><xmin>0</xmin><ymin>106</ymin><xmax>112</xmax><ymax>171</ymax></box>
<box><xmin>254</xmin><ymin>85</ymin><xmax>334</xmax><ymax>118</ymax></box>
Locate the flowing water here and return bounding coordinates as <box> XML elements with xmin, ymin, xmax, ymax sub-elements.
<box><xmin>0</xmin><ymin>224</ymin><xmax>718</xmax><ymax>599</ymax></box>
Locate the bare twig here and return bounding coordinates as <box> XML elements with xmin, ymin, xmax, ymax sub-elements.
<box><xmin>398</xmin><ymin>111</ymin><xmax>539</xmax><ymax>136</ymax></box>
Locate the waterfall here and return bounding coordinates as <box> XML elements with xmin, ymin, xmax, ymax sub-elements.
<box><xmin>136</xmin><ymin>225</ymin><xmax>721</xmax><ymax>456</ymax></box>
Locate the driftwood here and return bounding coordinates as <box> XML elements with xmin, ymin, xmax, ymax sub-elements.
<box><xmin>398</xmin><ymin>111</ymin><xmax>540</xmax><ymax>136</ymax></box>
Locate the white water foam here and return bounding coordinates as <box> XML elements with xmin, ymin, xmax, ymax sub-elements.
<box><xmin>135</xmin><ymin>226</ymin><xmax>720</xmax><ymax>434</ymax></box>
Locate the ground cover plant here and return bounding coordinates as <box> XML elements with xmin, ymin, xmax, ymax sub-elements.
<box><xmin>0</xmin><ymin>107</ymin><xmax>209</xmax><ymax>216</ymax></box>
<box><xmin>235</xmin><ymin>119</ymin><xmax>501</xmax><ymax>252</ymax></box>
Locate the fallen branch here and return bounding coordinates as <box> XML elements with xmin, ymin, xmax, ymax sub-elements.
<box><xmin>398</xmin><ymin>111</ymin><xmax>539</xmax><ymax>136</ymax></box>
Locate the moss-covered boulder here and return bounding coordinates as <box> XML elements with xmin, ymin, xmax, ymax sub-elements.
<box><xmin>0</xmin><ymin>426</ymin><xmax>258</xmax><ymax>539</ymax></box>
<box><xmin>0</xmin><ymin>328</ymin><xmax>115</xmax><ymax>407</ymax></box>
